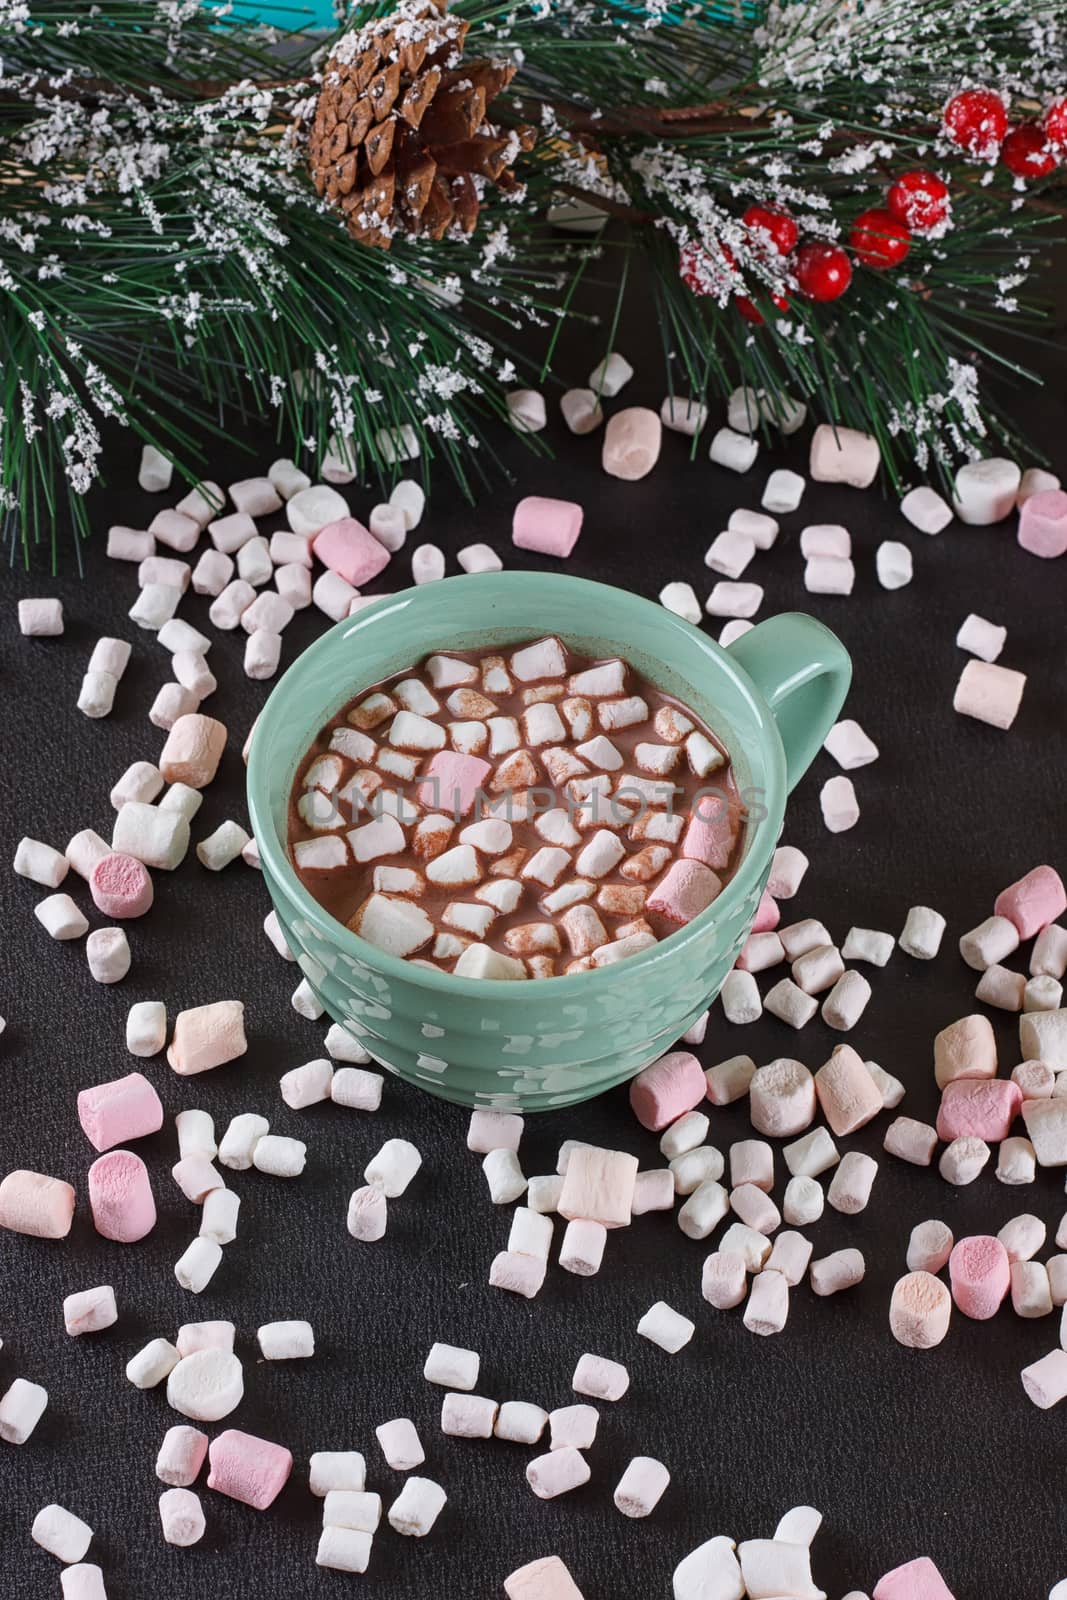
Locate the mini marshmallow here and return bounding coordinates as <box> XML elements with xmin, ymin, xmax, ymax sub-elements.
<box><xmin>997</xmin><ymin>1137</ymin><xmax>1037</xmax><ymax>1185</ymax></box>
<box><xmin>176</xmin><ymin>1322</ymin><xmax>235</xmax><ymax>1358</ymax></box>
<box><xmin>801</xmin><ymin>523</ymin><xmax>851</xmax><ymax>559</ymax></box>
<box><xmin>939</xmin><ymin>1136</ymin><xmax>991</xmax><ymax>1186</ymax></box>
<box><xmin>1024</xmin><ymin>975</ymin><xmax>1064</xmax><ymax>1012</ymax></box>
<box><xmin>949</xmin><ymin>1234</ymin><xmax>1011</xmax><ymax>1319</ymax></box>
<box><xmin>77</xmin><ymin>672</ymin><xmax>117</xmax><ymax>719</ymax></box>
<box><xmin>822</xmin><ymin>970</ymin><xmax>873</xmax><ymax>1031</ymax></box>
<box><xmin>677</xmin><ymin>1180</ymin><xmax>729</xmax><ymax>1240</ymax></box>
<box><xmin>127</xmin><ymin>1339</ymin><xmax>180</xmax><ymax>1389</ymax></box>
<box><xmin>705</xmin><ymin>580</ymin><xmax>762</xmax><ymax>618</ymax></box>
<box><xmin>1021</xmin><ymin>1349</ymin><xmax>1067</xmax><ymax>1409</ymax></box>
<box><xmin>884</xmin><ymin>1116</ymin><xmax>939</xmax><ymax>1166</ymax></box>
<box><xmin>200</xmin><ymin>1188</ymin><xmax>240</xmax><ymax>1245</ymax></box>
<box><xmin>959</xmin><ymin>915</ymin><xmax>1020</xmax><ymax>971</ymax></box>
<box><xmin>31</xmin><ymin>1504</ymin><xmax>93</xmax><ymax>1564</ymax></box>
<box><xmin>257</xmin><ymin>1321</ymin><xmax>314</xmax><ymax>1360</ymax></box>
<box><xmin>764</xmin><ymin>1231</ymin><xmax>814</xmax><ymax>1288</ymax></box>
<box><xmin>901</xmin><ymin>485</ymin><xmax>953</xmax><ymax>534</ymax></box>
<box><xmin>793</xmin><ymin>944</ymin><xmax>845</xmax><ymax>995</ymax></box>
<box><xmin>614</xmin><ymin>1456</ymin><xmax>670</xmax><ymax>1519</ymax></box>
<box><xmin>721</xmin><ymin>969</ymin><xmax>761</xmax><ymax>1024</ymax></box>
<box><xmin>108</xmin><ymin>525</ymin><xmax>154</xmax><ymax>562</ymax></box>
<box><xmin>762</xmin><ymin>468</ymin><xmax>805</xmax><ymax>512</ymax></box>
<box><xmin>388</xmin><ymin>479</ymin><xmax>424</xmax><ymax>532</ymax></box>
<box><xmin>744</xmin><ymin>1270</ymin><xmax>790</xmax><ymax>1336</ymax></box>
<box><xmin>35</xmin><ymin>893</ymin><xmax>89</xmax><ymax>941</ymax></box>
<box><xmin>704</xmin><ymin>1054</ymin><xmax>756</xmax><ymax>1105</ymax></box>
<box><xmin>156</xmin><ymin>1425</ymin><xmax>209</xmax><ymax>1488</ymax></box>
<box><xmin>658</xmin><ymin>581</ymin><xmax>703</xmax><ymax>624</ymax></box>
<box><xmin>956</xmin><ymin>613</ymin><xmax>1007</xmax><ymax>664</ymax></box>
<box><xmin>0</xmin><ymin>1169</ymin><xmax>75</xmax><ymax>1240</ymax></box>
<box><xmin>767</xmin><ymin>845</ymin><xmax>809</xmax><ymax>900</ymax></box>
<box><xmin>709</xmin><ymin>426</ymin><xmax>760</xmax><ymax>474</ymax></box>
<box><xmin>750</xmin><ymin>1059</ymin><xmax>816</xmax><ymax>1136</ymax></box>
<box><xmin>411</xmin><ymin>542</ymin><xmax>445</xmax><ymax>585</ymax></box>
<box><xmin>196</xmin><ymin>820</ymin><xmax>251</xmax><ymax>872</ymax></box>
<box><xmin>810</xmin><ymin>422</ymin><xmax>880</xmax><ymax>487</ymax></box>
<box><xmin>784</xmin><ymin>1127</ymin><xmax>839</xmax><ymax>1179</ymax></box>
<box><xmin>129</xmin><ymin>583</ymin><xmax>181</xmax><ymax>631</ymax></box>
<box><xmin>954</xmin><ymin>659</ymin><xmax>1026</xmax><ymax>730</ymax></box>
<box><xmin>63</xmin><ymin>1285</ymin><xmax>118</xmax><ymax>1336</ymax></box>
<box><xmin>805</xmin><ymin>556</ymin><xmax>855</xmax><ymax>596</ymax></box>
<box><xmin>953</xmin><ymin>457</ymin><xmax>1021</xmax><ymax>524</ymax></box>
<box><xmin>820</xmin><ymin>775</ymin><xmax>859</xmax><ymax>832</ymax></box>
<box><xmin>589</xmin><ymin>351</ymin><xmax>633</xmax><ymax>397</ymax></box>
<box><xmin>507</xmin><ymin>389</ymin><xmax>547</xmax><ymax>433</ymax></box>
<box><xmin>602</xmin><ymin>407</ymin><xmax>662</xmax><ymax>481</ymax></box>
<box><xmin>150</xmin><ymin>682</ymin><xmax>201</xmax><ymax>731</ymax></box>
<box><xmin>217</xmin><ymin>1112</ymin><xmax>268</xmax><ymax>1171</ymax></box>
<box><xmin>1019</xmin><ymin>487</ymin><xmax>1067</xmax><ymax>558</ymax></box>
<box><xmin>907</xmin><ymin>1220</ymin><xmax>955</xmax><ymax>1276</ymax></box>
<box><xmin>483</xmin><ymin>1148</ymin><xmax>527</xmax><ymax>1205</ymax></box>
<box><xmin>890</xmin><ymin>1272</ymin><xmax>952</xmax><ymax>1349</ymax></box>
<box><xmin>167</xmin><ymin>1348</ymin><xmax>244</xmax><ymax>1420</ymax></box>
<box><xmin>168</xmin><ymin>1000</ymin><xmax>246</xmax><ymax>1076</ymax></box>
<box><xmin>527</xmin><ymin>1447</ymin><xmax>590</xmax><ymax>1500</ymax></box>
<box><xmin>783</xmin><ymin>1175</ymin><xmax>824</xmax><ymax>1227</ymax></box>
<box><xmin>252</xmin><ymin>1135</ymin><xmax>306</xmax><ymax>1178</ymax></box>
<box><xmin>1020</xmin><ymin>1009</ymin><xmax>1067</xmax><ymax>1069</ymax></box>
<box><xmin>513</xmin><ymin>496</ymin><xmax>584</xmax><ymax>560</ymax></box>
<box><xmin>876</xmin><ymin>540</ymin><xmax>913</xmax><ymax>590</ymax></box>
<box><xmin>1011</xmin><ymin>1260</ymin><xmax>1052</xmax><ymax>1318</ymax></box>
<box><xmin>13</xmin><ymin>836</ymin><xmax>69</xmax><ymax>888</ymax></box>
<box><xmin>974</xmin><ymin>963</ymin><xmax>1025</xmax><ymax>1012</ymax></box>
<box><xmin>174</xmin><ymin>1237</ymin><xmax>223</xmax><ymax>1293</ymax></box>
<box><xmin>312</xmin><ymin>570</ymin><xmax>358</xmax><ymax>622</ymax></box>
<box><xmin>441</xmin><ymin>1392</ymin><xmax>498</xmax><ymax>1439</ymax></box>
<box><xmin>192</xmin><ymin>548</ymin><xmax>234</xmax><ymax>597</ymax></box>
<box><xmin>661</xmin><ymin>395</ymin><xmax>707</xmax><ymax>437</ymax></box>
<box><xmin>65</xmin><ymin>829</ymin><xmax>112</xmax><ymax>880</ymax></box>
<box><xmin>636</xmin><ymin>1301</ymin><xmax>694</xmax><ymax>1355</ymax></box>
<box><xmin>388</xmin><ymin>1476</ymin><xmax>446</xmax><ymax>1536</ymax></box>
<box><xmin>810</xmin><ymin>1247</ymin><xmax>865</xmax><ymax>1296</ymax></box>
<box><xmin>572</xmin><ymin>1352</ymin><xmax>629</xmax><ymax>1402</ymax></box>
<box><xmin>19</xmin><ymin>597</ymin><xmax>64</xmax><ymax>636</ymax></box>
<box><xmin>899</xmin><ymin>905</ymin><xmax>946</xmax><ymax>960</ymax></box>
<box><xmin>78</xmin><ymin>1071</ymin><xmax>163</xmax><ymax>1152</ymax></box>
<box><xmin>998</xmin><ymin>1213</ymin><xmax>1046</xmax><ymax>1264</ymax></box>
<box><xmin>0</xmin><ymin>1378</ymin><xmax>48</xmax><ymax>1444</ymax></box>
<box><xmin>207</xmin><ymin>1429</ymin><xmax>293</xmax><ymax>1509</ymax></box>
<box><xmin>562</xmin><ymin>387</ymin><xmax>606</xmax><ymax>435</ymax></box>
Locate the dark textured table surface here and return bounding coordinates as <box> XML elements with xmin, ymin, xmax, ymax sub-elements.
<box><xmin>3</xmin><ymin>287</ymin><xmax>1067</xmax><ymax>1600</ymax></box>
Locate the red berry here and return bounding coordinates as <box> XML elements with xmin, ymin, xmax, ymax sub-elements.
<box><xmin>742</xmin><ymin>204</ymin><xmax>799</xmax><ymax>256</ymax></box>
<box><xmin>678</xmin><ymin>239</ymin><xmax>735</xmax><ymax>297</ymax></box>
<box><xmin>943</xmin><ymin>89</ymin><xmax>1008</xmax><ymax>159</ymax></box>
<box><xmin>794</xmin><ymin>242</ymin><xmax>852</xmax><ymax>303</ymax></box>
<box><xmin>736</xmin><ymin>291</ymin><xmax>790</xmax><ymax>325</ymax></box>
<box><xmin>886</xmin><ymin>169</ymin><xmax>950</xmax><ymax>232</ymax></box>
<box><xmin>1001</xmin><ymin>123</ymin><xmax>1058</xmax><ymax>179</ymax></box>
<box><xmin>849</xmin><ymin>207</ymin><xmax>911</xmax><ymax>269</ymax></box>
<box><xmin>1046</xmin><ymin>98</ymin><xmax>1067</xmax><ymax>148</ymax></box>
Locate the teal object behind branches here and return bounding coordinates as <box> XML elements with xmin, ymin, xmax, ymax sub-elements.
<box><xmin>242</xmin><ymin>0</ymin><xmax>336</xmax><ymax>27</ymax></box>
<box><xmin>248</xmin><ymin>573</ymin><xmax>850</xmax><ymax>1112</ymax></box>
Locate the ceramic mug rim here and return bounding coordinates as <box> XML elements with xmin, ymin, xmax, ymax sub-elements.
<box><xmin>248</xmin><ymin>572</ymin><xmax>787</xmax><ymax>999</ymax></box>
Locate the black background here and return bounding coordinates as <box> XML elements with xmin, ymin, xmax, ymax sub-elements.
<box><xmin>2</xmin><ymin>261</ymin><xmax>1067</xmax><ymax>1600</ymax></box>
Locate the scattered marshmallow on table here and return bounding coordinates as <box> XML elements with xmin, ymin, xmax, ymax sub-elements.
<box><xmin>956</xmin><ymin>613</ymin><xmax>1006</xmax><ymax>664</ymax></box>
<box><xmin>207</xmin><ymin>1429</ymin><xmax>293</xmax><ymax>1509</ymax></box>
<box><xmin>376</xmin><ymin>1419</ymin><xmax>424</xmax><ymax>1472</ymax></box>
<box><xmin>86</xmin><ymin>928</ymin><xmax>131</xmax><ymax>985</ymax></box>
<box><xmin>174</xmin><ymin>1237</ymin><xmax>223</xmax><ymax>1293</ymax></box>
<box><xmin>901</xmin><ymin>485</ymin><xmax>953</xmax><ymax>534</ymax></box>
<box><xmin>761</xmin><ymin>468</ymin><xmax>805</xmax><ymax>513</ymax></box>
<box><xmin>0</xmin><ymin>1170</ymin><xmax>75</xmax><ymax>1239</ymax></box>
<box><xmin>316</xmin><ymin>1527</ymin><xmax>372</xmax><ymax>1573</ymax></box>
<box><xmin>495</xmin><ymin>1402</ymin><xmax>548</xmax><ymax>1445</ymax></box>
<box><xmin>572</xmin><ymin>1352</ymin><xmax>628</xmax><ymax>1401</ymax></box>
<box><xmin>805</xmin><ymin>555</ymin><xmax>855</xmax><ymax>595</ymax></box>
<box><xmin>705</xmin><ymin>580</ymin><xmax>763</xmax><ymax>619</ymax></box>
<box><xmin>159</xmin><ymin>1487</ymin><xmax>205</xmax><ymax>1547</ymax></box>
<box><xmin>1018</xmin><ymin>487</ymin><xmax>1067</xmax><ymax>559</ymax></box>
<box><xmin>614</xmin><ymin>1456</ymin><xmax>670</xmax><ymax>1519</ymax></box>
<box><xmin>899</xmin><ymin>905</ymin><xmax>946</xmax><ymax>960</ymax></box>
<box><xmin>637</xmin><ymin>1301</ymin><xmax>695</xmax><ymax>1354</ymax></box>
<box><xmin>890</xmin><ymin>1271</ymin><xmax>952</xmax><ymax>1349</ymax></box>
<box><xmin>884</xmin><ymin>1116</ymin><xmax>939</xmax><ymax>1166</ymax></box>
<box><xmin>954</xmin><ymin>659</ymin><xmax>1026</xmax><ymax>730</ymax></box>
<box><xmin>257</xmin><ymin>1321</ymin><xmax>314</xmax><ymax>1360</ymax></box>
<box><xmin>824</xmin><ymin>719</ymin><xmax>878</xmax><ymax>769</ymax></box>
<box><xmin>762</xmin><ymin>980</ymin><xmax>818</xmax><ymax>1030</ymax></box>
<box><xmin>310</xmin><ymin>1450</ymin><xmax>367</xmax><ymax>1495</ymax></box>
<box><xmin>820</xmin><ymin>776</ymin><xmax>859</xmax><ymax>833</ymax></box>
<box><xmin>527</xmin><ymin>1447</ymin><xmax>590</xmax><ymax>1500</ymax></box>
<box><xmin>709</xmin><ymin>426</ymin><xmax>759</xmax><ymax>474</ymax></box>
<box><xmin>32</xmin><ymin>1503</ymin><xmax>94</xmax><ymax>1564</ymax></box>
<box><xmin>507</xmin><ymin>389</ymin><xmax>547</xmax><ymax>433</ymax></box>
<box><xmin>347</xmin><ymin>1186</ymin><xmax>388</xmax><ymax>1242</ymax></box>
<box><xmin>744</xmin><ymin>1270</ymin><xmax>789</xmax><ymax>1335</ymax></box>
<box><xmin>505</xmin><ymin>1556</ymin><xmax>586</xmax><ymax>1600</ymax></box>
<box><xmin>876</xmin><ymin>540</ymin><xmax>913</xmax><ymax>589</ymax></box>
<box><xmin>18</xmin><ymin>598</ymin><xmax>64</xmax><ymax>637</ymax></box>
<box><xmin>63</xmin><ymin>1285</ymin><xmax>117</xmax><ymax>1336</ymax></box>
<box><xmin>602</xmin><ymin>407</ymin><xmax>662</xmax><ymax>481</ymax></box>
<box><xmin>1020</xmin><ymin>1349</ymin><xmax>1067</xmax><ymax>1409</ymax></box>
<box><xmin>661</xmin><ymin>396</ymin><xmax>706</xmax><ymax>436</ymax></box>
<box><xmin>953</xmin><ymin>457</ymin><xmax>1021</xmax><ymax>525</ymax></box>
<box><xmin>387</xmin><ymin>1477</ymin><xmax>447</xmax><ymax>1536</ymax></box>
<box><xmin>562</xmin><ymin>387</ymin><xmax>605</xmax><ymax>435</ymax></box>
<box><xmin>513</xmin><ymin>496</ymin><xmax>584</xmax><ymax>560</ymax></box>
<box><xmin>810</xmin><ymin>423</ymin><xmax>880</xmax><ymax>487</ymax></box>
<box><xmin>252</xmin><ymin>1134</ymin><xmax>306</xmax><ymax>1178</ymax></box>
<box><xmin>13</xmin><ymin>836</ymin><xmax>68</xmax><ymax>888</ymax></box>
<box><xmin>0</xmin><ymin>1377</ymin><xmax>48</xmax><ymax>1444</ymax></box>
<box><xmin>948</xmin><ymin>1234</ymin><xmax>1010</xmax><ymax>1319</ymax></box>
<box><xmin>810</xmin><ymin>1248</ymin><xmax>865</xmax><ymax>1296</ymax></box>
<box><xmin>35</xmin><ymin>894</ymin><xmax>89</xmax><ymax>941</ymax></box>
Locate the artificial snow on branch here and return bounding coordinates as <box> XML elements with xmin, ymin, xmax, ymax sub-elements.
<box><xmin>1</xmin><ymin>0</ymin><xmax>1064</xmax><ymax>566</ymax></box>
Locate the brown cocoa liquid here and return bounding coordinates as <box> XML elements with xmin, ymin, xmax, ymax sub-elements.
<box><xmin>288</xmin><ymin>642</ymin><xmax>744</xmax><ymax>975</ymax></box>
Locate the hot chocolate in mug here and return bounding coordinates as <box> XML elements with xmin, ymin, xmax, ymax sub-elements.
<box><xmin>248</xmin><ymin>572</ymin><xmax>850</xmax><ymax>1111</ymax></box>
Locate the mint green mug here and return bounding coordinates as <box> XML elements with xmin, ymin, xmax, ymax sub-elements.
<box><xmin>248</xmin><ymin>573</ymin><xmax>850</xmax><ymax>1111</ymax></box>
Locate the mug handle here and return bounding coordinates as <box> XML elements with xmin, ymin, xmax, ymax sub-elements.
<box><xmin>727</xmin><ymin>612</ymin><xmax>852</xmax><ymax>794</ymax></box>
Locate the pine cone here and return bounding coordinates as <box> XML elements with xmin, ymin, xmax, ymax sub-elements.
<box><xmin>307</xmin><ymin>0</ymin><xmax>535</xmax><ymax>249</ymax></box>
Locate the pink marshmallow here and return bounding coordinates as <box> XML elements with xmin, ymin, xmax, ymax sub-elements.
<box><xmin>645</xmin><ymin>859</ymin><xmax>721</xmax><ymax>926</ymax></box>
<box><xmin>77</xmin><ymin>1072</ymin><xmax>164</xmax><ymax>1152</ymax></box>
<box><xmin>873</xmin><ymin>1557</ymin><xmax>956</xmax><ymax>1600</ymax></box>
<box><xmin>814</xmin><ymin>1044</ymin><xmax>883</xmax><ymax>1136</ymax></box>
<box><xmin>167</xmin><ymin>1001</ymin><xmax>247</xmax><ymax>1076</ymax></box>
<box><xmin>629</xmin><ymin>1050</ymin><xmax>706</xmax><ymax>1131</ymax></box>
<box><xmin>681</xmin><ymin>795</ymin><xmax>742</xmax><ymax>871</ymax></box>
<box><xmin>0</xmin><ymin>1169</ymin><xmax>75</xmax><ymax>1238</ymax></box>
<box><xmin>512</xmin><ymin>496</ymin><xmax>584</xmax><ymax>560</ymax></box>
<box><xmin>207</xmin><ymin>1428</ymin><xmax>293</xmax><ymax>1510</ymax></box>
<box><xmin>89</xmin><ymin>852</ymin><xmax>154</xmax><ymax>919</ymax></box>
<box><xmin>994</xmin><ymin>864</ymin><xmax>1067</xmax><ymax>940</ymax></box>
<box><xmin>87</xmin><ymin>1149</ymin><xmax>157</xmax><ymax>1243</ymax></box>
<box><xmin>750</xmin><ymin>888</ymin><xmax>780</xmax><ymax>933</ymax></box>
<box><xmin>935</xmin><ymin>1078</ymin><xmax>1022</xmax><ymax>1143</ymax></box>
<box><xmin>1017</xmin><ymin>487</ymin><xmax>1067</xmax><ymax>559</ymax></box>
<box><xmin>312</xmin><ymin>518</ymin><xmax>390</xmax><ymax>587</ymax></box>
<box><xmin>505</xmin><ymin>1555</ymin><xmax>586</xmax><ymax>1600</ymax></box>
<box><xmin>415</xmin><ymin>751</ymin><xmax>492</xmax><ymax>819</ymax></box>
<box><xmin>948</xmin><ymin>1234</ymin><xmax>1011</xmax><ymax>1320</ymax></box>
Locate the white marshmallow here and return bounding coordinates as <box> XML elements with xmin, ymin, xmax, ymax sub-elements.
<box><xmin>901</xmin><ymin>485</ymin><xmax>953</xmax><ymax>534</ymax></box>
<box><xmin>709</xmin><ymin>427</ymin><xmax>759</xmax><ymax>474</ymax></box>
<box><xmin>389</xmin><ymin>479</ymin><xmax>425</xmax><ymax>531</ymax></box>
<box><xmin>705</xmin><ymin>581</ymin><xmax>763</xmax><ymax>619</ymax></box>
<box><xmin>506</xmin><ymin>390</ymin><xmax>547</xmax><ymax>433</ymax></box>
<box><xmin>0</xmin><ymin>1378</ymin><xmax>47</xmax><ymax>1444</ymax></box>
<box><xmin>32</xmin><ymin>1504</ymin><xmax>93</xmax><ymax>1564</ymax></box>
<box><xmin>86</xmin><ymin>928</ymin><xmax>131</xmax><ymax>985</ymax></box>
<box><xmin>366</xmin><ymin>1138</ymin><xmax>421</xmax><ymax>1197</ymax></box>
<box><xmin>636</xmin><ymin>1301</ymin><xmax>694</xmax><ymax>1354</ymax></box>
<box><xmin>252</xmin><ymin>1135</ymin><xmax>307</xmax><ymax>1178</ymax></box>
<box><xmin>35</xmin><ymin>894</ymin><xmax>89</xmax><ymax>941</ymax></box>
<box><xmin>166</xmin><ymin>1348</ymin><xmax>243</xmax><ymax>1420</ymax></box>
<box><xmin>258</xmin><ymin>1320</ymin><xmax>314</xmax><ymax>1359</ymax></box>
<box><xmin>589</xmin><ymin>351</ymin><xmax>633</xmax><ymax>397</ymax></box>
<box><xmin>660</xmin><ymin>396</ymin><xmax>706</xmax><ymax>436</ymax></box>
<box><xmin>820</xmin><ymin>776</ymin><xmax>859</xmax><ymax>832</ymax></box>
<box><xmin>614</xmin><ymin>1456</ymin><xmax>670</xmax><ymax>1519</ymax></box>
<box><xmin>174</xmin><ymin>1238</ymin><xmax>223</xmax><ymax>1294</ymax></box>
<box><xmin>762</xmin><ymin>469</ymin><xmax>805</xmax><ymax>513</ymax></box>
<box><xmin>387</xmin><ymin>1477</ymin><xmax>446</xmax><ymax>1537</ymax></box>
<box><xmin>953</xmin><ymin>457</ymin><xmax>1021</xmax><ymax>525</ymax></box>
<box><xmin>899</xmin><ymin>904</ymin><xmax>946</xmax><ymax>960</ymax></box>
<box><xmin>876</xmin><ymin>540</ymin><xmax>914</xmax><ymax>590</ymax></box>
<box><xmin>804</xmin><ymin>556</ymin><xmax>855</xmax><ymax>596</ymax></box>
